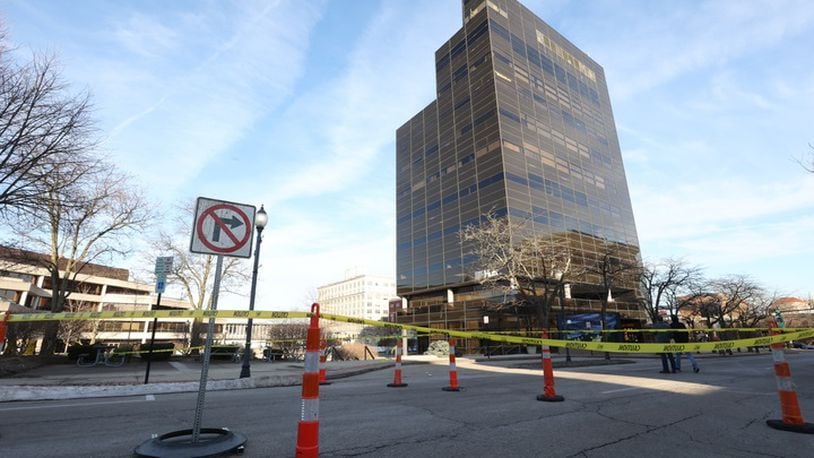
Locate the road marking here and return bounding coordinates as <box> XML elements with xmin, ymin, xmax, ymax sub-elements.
<box><xmin>601</xmin><ymin>387</ymin><xmax>642</xmax><ymax>394</ymax></box>
<box><xmin>0</xmin><ymin>398</ymin><xmax>152</xmax><ymax>412</ymax></box>
<box><xmin>146</xmin><ymin>394</ymin><xmax>155</xmax><ymax>401</ymax></box>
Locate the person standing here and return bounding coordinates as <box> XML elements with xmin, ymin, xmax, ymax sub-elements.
<box><xmin>671</xmin><ymin>315</ymin><xmax>700</xmax><ymax>373</ymax></box>
<box><xmin>654</xmin><ymin>316</ymin><xmax>676</xmax><ymax>373</ymax></box>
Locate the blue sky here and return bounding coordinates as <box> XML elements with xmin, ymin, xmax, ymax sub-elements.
<box><xmin>3</xmin><ymin>0</ymin><xmax>813</xmax><ymax>309</ymax></box>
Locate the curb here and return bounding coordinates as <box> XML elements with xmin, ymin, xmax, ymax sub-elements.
<box><xmin>0</xmin><ymin>362</ymin><xmax>411</xmax><ymax>402</ymax></box>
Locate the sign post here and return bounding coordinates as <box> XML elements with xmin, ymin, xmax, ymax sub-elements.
<box><xmin>144</xmin><ymin>256</ymin><xmax>173</xmax><ymax>385</ymax></box>
<box><xmin>135</xmin><ymin>198</ymin><xmax>252</xmax><ymax>457</ymax></box>
<box><xmin>189</xmin><ymin>198</ymin><xmax>255</xmax><ymax>441</ymax></box>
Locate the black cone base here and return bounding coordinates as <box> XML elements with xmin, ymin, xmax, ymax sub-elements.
<box><xmin>537</xmin><ymin>394</ymin><xmax>565</xmax><ymax>402</ymax></box>
<box><xmin>134</xmin><ymin>428</ymin><xmax>247</xmax><ymax>458</ymax></box>
<box><xmin>387</xmin><ymin>383</ymin><xmax>408</xmax><ymax>387</ymax></box>
<box><xmin>766</xmin><ymin>420</ymin><xmax>814</xmax><ymax>434</ymax></box>
<box><xmin>442</xmin><ymin>386</ymin><xmax>461</xmax><ymax>392</ymax></box>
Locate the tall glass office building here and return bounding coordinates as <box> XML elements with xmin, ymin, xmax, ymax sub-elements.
<box><xmin>396</xmin><ymin>0</ymin><xmax>642</xmax><ymax>337</ymax></box>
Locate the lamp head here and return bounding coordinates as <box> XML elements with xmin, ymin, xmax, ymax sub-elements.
<box><xmin>255</xmin><ymin>205</ymin><xmax>268</xmax><ymax>229</ymax></box>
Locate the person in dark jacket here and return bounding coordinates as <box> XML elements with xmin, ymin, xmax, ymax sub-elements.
<box><xmin>654</xmin><ymin>316</ymin><xmax>676</xmax><ymax>373</ymax></box>
<box><xmin>671</xmin><ymin>315</ymin><xmax>699</xmax><ymax>373</ymax></box>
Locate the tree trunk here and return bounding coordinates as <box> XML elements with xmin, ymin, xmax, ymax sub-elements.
<box><xmin>38</xmin><ymin>286</ymin><xmax>66</xmax><ymax>358</ymax></box>
<box><xmin>38</xmin><ymin>321</ymin><xmax>60</xmax><ymax>357</ymax></box>
<box><xmin>600</xmin><ymin>300</ymin><xmax>610</xmax><ymax>360</ymax></box>
<box><xmin>190</xmin><ymin>318</ymin><xmax>204</xmax><ymax>349</ymax></box>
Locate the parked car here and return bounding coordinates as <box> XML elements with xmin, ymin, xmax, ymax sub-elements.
<box><xmin>791</xmin><ymin>341</ymin><xmax>814</xmax><ymax>349</ymax></box>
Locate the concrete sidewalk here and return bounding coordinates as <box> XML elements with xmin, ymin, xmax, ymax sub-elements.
<box><xmin>0</xmin><ymin>356</ymin><xmax>434</xmax><ymax>402</ymax></box>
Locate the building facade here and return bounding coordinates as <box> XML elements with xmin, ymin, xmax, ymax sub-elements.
<box><xmin>317</xmin><ymin>272</ymin><xmax>397</xmax><ymax>321</ymax></box>
<box><xmin>0</xmin><ymin>247</ymin><xmax>194</xmax><ymax>353</ymax></box>
<box><xmin>395</xmin><ymin>0</ymin><xmax>643</xmax><ymax>348</ymax></box>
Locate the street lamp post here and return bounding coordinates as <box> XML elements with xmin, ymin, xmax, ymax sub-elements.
<box><xmin>240</xmin><ymin>205</ymin><xmax>268</xmax><ymax>379</ymax></box>
<box><xmin>554</xmin><ymin>269</ymin><xmax>571</xmax><ymax>363</ymax></box>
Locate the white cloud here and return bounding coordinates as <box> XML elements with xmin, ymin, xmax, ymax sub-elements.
<box><xmin>632</xmin><ymin>174</ymin><xmax>814</xmax><ymax>241</ymax></box>
<box><xmin>99</xmin><ymin>2</ymin><xmax>327</xmax><ymax>199</ymax></box>
<box><xmin>112</xmin><ymin>13</ymin><xmax>178</xmax><ymax>58</ymax></box>
<box><xmin>262</xmin><ymin>1</ymin><xmax>458</xmax><ymax>206</ymax></box>
<box><xmin>583</xmin><ymin>0</ymin><xmax>814</xmax><ymax>99</ymax></box>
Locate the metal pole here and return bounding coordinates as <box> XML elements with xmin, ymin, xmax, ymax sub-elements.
<box><xmin>559</xmin><ymin>285</ymin><xmax>571</xmax><ymax>363</ymax></box>
<box><xmin>240</xmin><ymin>225</ymin><xmax>263</xmax><ymax>378</ymax></box>
<box><xmin>143</xmin><ymin>292</ymin><xmax>162</xmax><ymax>384</ymax></box>
<box><xmin>192</xmin><ymin>255</ymin><xmax>223</xmax><ymax>443</ymax></box>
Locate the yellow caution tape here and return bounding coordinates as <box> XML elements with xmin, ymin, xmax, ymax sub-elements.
<box><xmin>6</xmin><ymin>309</ymin><xmax>307</xmax><ymax>322</ymax></box>
<box><xmin>7</xmin><ymin>309</ymin><xmax>813</xmax><ymax>354</ymax></box>
<box><xmin>317</xmin><ymin>313</ymin><xmax>814</xmax><ymax>353</ymax></box>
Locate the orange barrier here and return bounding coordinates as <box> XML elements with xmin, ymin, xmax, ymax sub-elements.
<box><xmin>318</xmin><ymin>340</ymin><xmax>331</xmax><ymax>386</ymax></box>
<box><xmin>442</xmin><ymin>338</ymin><xmax>461</xmax><ymax>392</ymax></box>
<box><xmin>537</xmin><ymin>330</ymin><xmax>564</xmax><ymax>402</ymax></box>
<box><xmin>387</xmin><ymin>342</ymin><xmax>408</xmax><ymax>388</ymax></box>
<box><xmin>766</xmin><ymin>320</ymin><xmax>814</xmax><ymax>434</ymax></box>
<box><xmin>296</xmin><ymin>303</ymin><xmax>321</xmax><ymax>457</ymax></box>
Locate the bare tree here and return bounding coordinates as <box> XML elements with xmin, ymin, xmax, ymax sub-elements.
<box><xmin>639</xmin><ymin>258</ymin><xmax>703</xmax><ymax>323</ymax></box>
<box><xmin>149</xmin><ymin>203</ymin><xmax>249</xmax><ymax>348</ymax></box>
<box><xmin>56</xmin><ymin>284</ymin><xmax>99</xmax><ymax>351</ymax></box>
<box><xmin>799</xmin><ymin>143</ymin><xmax>814</xmax><ymax>173</ymax></box>
<box><xmin>4</xmin><ymin>159</ymin><xmax>151</xmax><ymax>357</ymax></box>
<box><xmin>265</xmin><ymin>321</ymin><xmax>308</xmax><ymax>360</ymax></box>
<box><xmin>688</xmin><ymin>275</ymin><xmax>763</xmax><ymax>328</ymax></box>
<box><xmin>732</xmin><ymin>289</ymin><xmax>775</xmax><ymax>329</ymax></box>
<box><xmin>460</xmin><ymin>213</ymin><xmax>577</xmax><ymax>332</ymax></box>
<box><xmin>583</xmin><ymin>242</ymin><xmax>640</xmax><ymax>359</ymax></box>
<box><xmin>0</xmin><ymin>43</ymin><xmax>96</xmax><ymax>216</ymax></box>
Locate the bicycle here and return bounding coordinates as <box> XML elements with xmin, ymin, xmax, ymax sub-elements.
<box><xmin>76</xmin><ymin>346</ymin><xmax>127</xmax><ymax>367</ymax></box>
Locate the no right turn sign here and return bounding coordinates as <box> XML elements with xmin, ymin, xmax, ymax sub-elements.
<box><xmin>189</xmin><ymin>197</ymin><xmax>256</xmax><ymax>258</ymax></box>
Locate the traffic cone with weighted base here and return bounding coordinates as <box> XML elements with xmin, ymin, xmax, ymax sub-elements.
<box><xmin>442</xmin><ymin>338</ymin><xmax>461</xmax><ymax>392</ymax></box>
<box><xmin>387</xmin><ymin>342</ymin><xmax>408</xmax><ymax>388</ymax></box>
<box><xmin>318</xmin><ymin>339</ymin><xmax>331</xmax><ymax>386</ymax></box>
<box><xmin>766</xmin><ymin>320</ymin><xmax>814</xmax><ymax>434</ymax></box>
<box><xmin>296</xmin><ymin>303</ymin><xmax>322</xmax><ymax>457</ymax></box>
<box><xmin>537</xmin><ymin>330</ymin><xmax>564</xmax><ymax>402</ymax></box>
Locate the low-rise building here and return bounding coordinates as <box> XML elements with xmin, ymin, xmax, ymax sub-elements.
<box><xmin>0</xmin><ymin>247</ymin><xmax>192</xmax><ymax>353</ymax></box>
<box><xmin>317</xmin><ymin>270</ymin><xmax>397</xmax><ymax>338</ymax></box>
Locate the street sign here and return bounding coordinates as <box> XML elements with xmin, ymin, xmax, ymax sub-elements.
<box><xmin>154</xmin><ymin>256</ymin><xmax>174</xmax><ymax>275</ymax></box>
<box><xmin>155</xmin><ymin>279</ymin><xmax>166</xmax><ymax>294</ymax></box>
<box><xmin>189</xmin><ymin>197</ymin><xmax>256</xmax><ymax>258</ymax></box>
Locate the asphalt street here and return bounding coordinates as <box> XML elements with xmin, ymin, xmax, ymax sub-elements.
<box><xmin>2</xmin><ymin>352</ymin><xmax>813</xmax><ymax>457</ymax></box>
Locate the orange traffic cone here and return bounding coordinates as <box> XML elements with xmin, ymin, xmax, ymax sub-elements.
<box><xmin>766</xmin><ymin>319</ymin><xmax>814</xmax><ymax>434</ymax></box>
<box><xmin>442</xmin><ymin>338</ymin><xmax>461</xmax><ymax>392</ymax></box>
<box><xmin>296</xmin><ymin>303</ymin><xmax>322</xmax><ymax>457</ymax></box>
<box><xmin>318</xmin><ymin>340</ymin><xmax>331</xmax><ymax>386</ymax></box>
<box><xmin>537</xmin><ymin>330</ymin><xmax>564</xmax><ymax>402</ymax></box>
<box><xmin>387</xmin><ymin>342</ymin><xmax>408</xmax><ymax>388</ymax></box>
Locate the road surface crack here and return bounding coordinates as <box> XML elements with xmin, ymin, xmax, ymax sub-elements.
<box><xmin>567</xmin><ymin>412</ymin><xmax>702</xmax><ymax>457</ymax></box>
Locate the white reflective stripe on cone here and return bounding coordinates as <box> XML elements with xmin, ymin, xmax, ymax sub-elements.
<box><xmin>304</xmin><ymin>352</ymin><xmax>320</xmax><ymax>373</ymax></box>
<box><xmin>450</xmin><ymin>362</ymin><xmax>457</xmax><ymax>370</ymax></box>
<box><xmin>776</xmin><ymin>378</ymin><xmax>795</xmax><ymax>392</ymax></box>
<box><xmin>300</xmin><ymin>399</ymin><xmax>319</xmax><ymax>421</ymax></box>
<box><xmin>772</xmin><ymin>350</ymin><xmax>786</xmax><ymax>363</ymax></box>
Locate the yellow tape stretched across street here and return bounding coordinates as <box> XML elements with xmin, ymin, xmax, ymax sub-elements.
<box><xmin>6</xmin><ymin>309</ymin><xmax>814</xmax><ymax>354</ymax></box>
<box><xmin>318</xmin><ymin>313</ymin><xmax>814</xmax><ymax>354</ymax></box>
<box><xmin>6</xmin><ymin>309</ymin><xmax>308</xmax><ymax>322</ymax></box>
